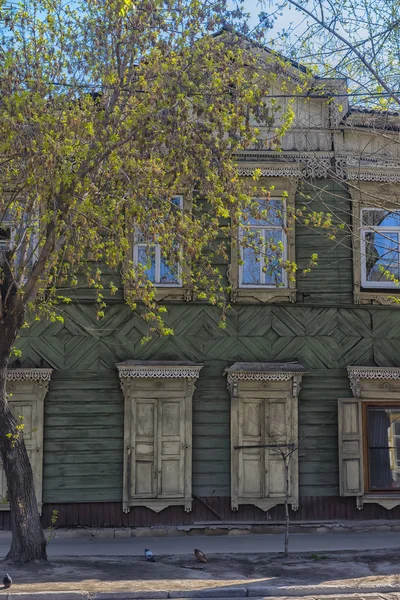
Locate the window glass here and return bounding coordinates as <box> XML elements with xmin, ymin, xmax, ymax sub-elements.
<box><xmin>0</xmin><ymin>225</ymin><xmax>11</xmax><ymax>250</ymax></box>
<box><xmin>367</xmin><ymin>406</ymin><xmax>400</xmax><ymax>490</ymax></box>
<box><xmin>241</xmin><ymin>199</ymin><xmax>284</xmax><ymax>227</ymax></box>
<box><xmin>240</xmin><ymin>200</ymin><xmax>287</xmax><ymax>288</ymax></box>
<box><xmin>362</xmin><ymin>209</ymin><xmax>400</xmax><ymax>228</ymax></box>
<box><xmin>133</xmin><ymin>196</ymin><xmax>183</xmax><ymax>286</ymax></box>
<box><xmin>137</xmin><ymin>245</ymin><xmax>156</xmax><ymax>282</ymax></box>
<box><xmin>365</xmin><ymin>232</ymin><xmax>399</xmax><ymax>282</ymax></box>
<box><xmin>361</xmin><ymin>208</ymin><xmax>400</xmax><ymax>287</ymax></box>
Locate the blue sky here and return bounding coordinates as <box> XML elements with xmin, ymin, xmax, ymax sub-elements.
<box><xmin>244</xmin><ymin>0</ymin><xmax>308</xmax><ymax>41</ymax></box>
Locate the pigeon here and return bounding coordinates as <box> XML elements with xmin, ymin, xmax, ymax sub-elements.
<box><xmin>3</xmin><ymin>574</ymin><xmax>12</xmax><ymax>589</ymax></box>
<box><xmin>194</xmin><ymin>548</ymin><xmax>208</xmax><ymax>563</ymax></box>
<box><xmin>144</xmin><ymin>548</ymin><xmax>155</xmax><ymax>562</ymax></box>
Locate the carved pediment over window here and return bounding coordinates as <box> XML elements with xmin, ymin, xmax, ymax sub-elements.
<box><xmin>225</xmin><ymin>362</ymin><xmax>306</xmax><ymax>398</ymax></box>
<box><xmin>6</xmin><ymin>368</ymin><xmax>53</xmax><ymax>382</ymax></box>
<box><xmin>347</xmin><ymin>366</ymin><xmax>400</xmax><ymax>398</ymax></box>
<box><xmin>117</xmin><ymin>360</ymin><xmax>202</xmax><ymax>381</ymax></box>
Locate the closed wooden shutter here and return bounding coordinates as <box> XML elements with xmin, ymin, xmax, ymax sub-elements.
<box><xmin>238</xmin><ymin>398</ymin><xmax>263</xmax><ymax>498</ymax></box>
<box><xmin>120</xmin><ymin>365</ymin><xmax>200</xmax><ymax>513</ymax></box>
<box><xmin>0</xmin><ymin>375</ymin><xmax>48</xmax><ymax>513</ymax></box>
<box><xmin>338</xmin><ymin>398</ymin><xmax>364</xmax><ymax>496</ymax></box>
<box><xmin>131</xmin><ymin>398</ymin><xmax>157</xmax><ymax>498</ymax></box>
<box><xmin>229</xmin><ymin>368</ymin><xmax>301</xmax><ymax>512</ymax></box>
<box><xmin>265</xmin><ymin>397</ymin><xmax>290</xmax><ymax>498</ymax></box>
<box><xmin>158</xmin><ymin>398</ymin><xmax>185</xmax><ymax>498</ymax></box>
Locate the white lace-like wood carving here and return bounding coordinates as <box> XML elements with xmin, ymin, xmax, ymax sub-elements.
<box><xmin>226</xmin><ymin>367</ymin><xmax>305</xmax><ymax>398</ymax></box>
<box><xmin>348</xmin><ymin>366</ymin><xmax>400</xmax><ymax>380</ymax></box>
<box><xmin>227</xmin><ymin>371</ymin><xmax>294</xmax><ymax>383</ymax></box>
<box><xmin>348</xmin><ymin>366</ymin><xmax>400</xmax><ymax>398</ymax></box>
<box><xmin>6</xmin><ymin>369</ymin><xmax>53</xmax><ymax>382</ymax></box>
<box><xmin>236</xmin><ymin>152</ymin><xmax>400</xmax><ymax>182</ymax></box>
<box><xmin>117</xmin><ymin>364</ymin><xmax>202</xmax><ymax>380</ymax></box>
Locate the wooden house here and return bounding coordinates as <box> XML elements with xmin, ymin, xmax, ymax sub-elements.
<box><xmin>2</xmin><ymin>43</ymin><xmax>400</xmax><ymax>529</ymax></box>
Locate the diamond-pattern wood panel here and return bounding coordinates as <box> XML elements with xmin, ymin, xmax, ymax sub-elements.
<box><xmin>12</xmin><ymin>303</ymin><xmax>400</xmax><ymax>371</ymax></box>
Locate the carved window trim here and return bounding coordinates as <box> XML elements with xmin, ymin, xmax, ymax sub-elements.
<box><xmin>226</xmin><ymin>362</ymin><xmax>305</xmax><ymax>513</ymax></box>
<box><xmin>0</xmin><ymin>368</ymin><xmax>53</xmax><ymax>514</ymax></box>
<box><xmin>341</xmin><ymin>365</ymin><xmax>400</xmax><ymax>511</ymax></box>
<box><xmin>123</xmin><ymin>196</ymin><xmax>193</xmax><ymax>302</ymax></box>
<box><xmin>351</xmin><ymin>182</ymin><xmax>400</xmax><ymax>306</ymax></box>
<box><xmin>229</xmin><ymin>179</ymin><xmax>297</xmax><ymax>304</ymax></box>
<box><xmin>117</xmin><ymin>361</ymin><xmax>202</xmax><ymax>513</ymax></box>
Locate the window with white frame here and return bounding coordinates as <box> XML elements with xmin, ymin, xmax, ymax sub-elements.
<box><xmin>239</xmin><ymin>198</ymin><xmax>287</xmax><ymax>288</ymax></box>
<box><xmin>133</xmin><ymin>196</ymin><xmax>183</xmax><ymax>287</ymax></box>
<box><xmin>361</xmin><ymin>208</ymin><xmax>400</xmax><ymax>288</ymax></box>
<box><xmin>0</xmin><ymin>222</ymin><xmax>12</xmax><ymax>252</ymax></box>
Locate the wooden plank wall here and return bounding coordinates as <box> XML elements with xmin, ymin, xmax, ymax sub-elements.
<box><xmin>7</xmin><ymin>177</ymin><xmax>400</xmax><ymax>521</ymax></box>
<box><xmin>1</xmin><ymin>495</ymin><xmax>400</xmax><ymax>529</ymax></box>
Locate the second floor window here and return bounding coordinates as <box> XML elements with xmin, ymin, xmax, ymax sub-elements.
<box><xmin>0</xmin><ymin>223</ymin><xmax>12</xmax><ymax>251</ymax></box>
<box><xmin>239</xmin><ymin>198</ymin><xmax>287</xmax><ymax>288</ymax></box>
<box><xmin>133</xmin><ymin>195</ymin><xmax>182</xmax><ymax>287</ymax></box>
<box><xmin>361</xmin><ymin>208</ymin><xmax>400</xmax><ymax>287</ymax></box>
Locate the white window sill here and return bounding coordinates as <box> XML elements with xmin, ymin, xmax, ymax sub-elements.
<box><xmin>355</xmin><ymin>291</ymin><xmax>400</xmax><ymax>305</ymax></box>
<box><xmin>232</xmin><ymin>288</ymin><xmax>296</xmax><ymax>304</ymax></box>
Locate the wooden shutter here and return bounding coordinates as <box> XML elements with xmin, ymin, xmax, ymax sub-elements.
<box><xmin>131</xmin><ymin>398</ymin><xmax>157</xmax><ymax>498</ymax></box>
<box><xmin>238</xmin><ymin>398</ymin><xmax>264</xmax><ymax>498</ymax></box>
<box><xmin>230</xmin><ymin>373</ymin><xmax>300</xmax><ymax>512</ymax></box>
<box><xmin>158</xmin><ymin>398</ymin><xmax>185</xmax><ymax>498</ymax></box>
<box><xmin>265</xmin><ymin>397</ymin><xmax>289</xmax><ymax>498</ymax></box>
<box><xmin>0</xmin><ymin>380</ymin><xmax>46</xmax><ymax>512</ymax></box>
<box><xmin>121</xmin><ymin>371</ymin><xmax>197</xmax><ymax>512</ymax></box>
<box><xmin>338</xmin><ymin>398</ymin><xmax>364</xmax><ymax>496</ymax></box>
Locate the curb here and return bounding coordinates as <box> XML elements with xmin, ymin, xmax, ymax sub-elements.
<box><xmin>2</xmin><ymin>520</ymin><xmax>400</xmax><ymax>540</ymax></box>
<box><xmin>5</xmin><ymin>586</ymin><xmax>400</xmax><ymax>599</ymax></box>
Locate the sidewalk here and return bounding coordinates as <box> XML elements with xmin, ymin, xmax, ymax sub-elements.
<box><xmin>0</xmin><ymin>532</ymin><xmax>399</xmax><ymax>598</ymax></box>
<box><xmin>0</xmin><ymin>531</ymin><xmax>399</xmax><ymax>556</ymax></box>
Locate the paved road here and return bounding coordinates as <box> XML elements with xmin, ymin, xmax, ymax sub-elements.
<box><xmin>0</xmin><ymin>531</ymin><xmax>399</xmax><ymax>556</ymax></box>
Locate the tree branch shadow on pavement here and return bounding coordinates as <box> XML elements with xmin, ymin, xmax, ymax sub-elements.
<box><xmin>1</xmin><ymin>550</ymin><xmax>400</xmax><ymax>594</ymax></box>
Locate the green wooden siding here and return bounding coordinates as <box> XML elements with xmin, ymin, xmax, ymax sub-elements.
<box><xmin>12</xmin><ymin>302</ymin><xmax>400</xmax><ymax>503</ymax></box>
<box><xmin>10</xmin><ymin>179</ymin><xmax>400</xmax><ymax>503</ymax></box>
<box><xmin>43</xmin><ymin>371</ymin><xmax>123</xmax><ymax>502</ymax></box>
<box><xmin>295</xmin><ymin>180</ymin><xmax>353</xmax><ymax>305</ymax></box>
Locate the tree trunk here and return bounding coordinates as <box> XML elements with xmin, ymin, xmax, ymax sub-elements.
<box><xmin>0</xmin><ymin>303</ymin><xmax>47</xmax><ymax>562</ymax></box>
<box><xmin>284</xmin><ymin>456</ymin><xmax>290</xmax><ymax>558</ymax></box>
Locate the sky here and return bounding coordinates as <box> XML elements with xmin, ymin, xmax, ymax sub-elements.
<box><xmin>244</xmin><ymin>0</ymin><xmax>309</xmax><ymax>42</ymax></box>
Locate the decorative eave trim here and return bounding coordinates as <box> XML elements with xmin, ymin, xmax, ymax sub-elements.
<box><xmin>117</xmin><ymin>365</ymin><xmax>203</xmax><ymax>380</ymax></box>
<box><xmin>347</xmin><ymin>366</ymin><xmax>400</xmax><ymax>397</ymax></box>
<box><xmin>6</xmin><ymin>368</ymin><xmax>53</xmax><ymax>382</ymax></box>
<box><xmin>226</xmin><ymin>370</ymin><xmax>299</xmax><ymax>383</ymax></box>
<box><xmin>225</xmin><ymin>363</ymin><xmax>306</xmax><ymax>398</ymax></box>
<box><xmin>235</xmin><ymin>151</ymin><xmax>400</xmax><ymax>182</ymax></box>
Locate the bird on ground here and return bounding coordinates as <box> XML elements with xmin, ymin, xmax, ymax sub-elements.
<box><xmin>3</xmin><ymin>574</ymin><xmax>12</xmax><ymax>589</ymax></box>
<box><xmin>194</xmin><ymin>548</ymin><xmax>208</xmax><ymax>563</ymax></box>
<box><xmin>144</xmin><ymin>548</ymin><xmax>155</xmax><ymax>562</ymax></box>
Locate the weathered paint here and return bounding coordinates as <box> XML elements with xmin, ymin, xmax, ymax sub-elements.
<box><xmin>8</xmin><ymin>179</ymin><xmax>400</xmax><ymax>518</ymax></box>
